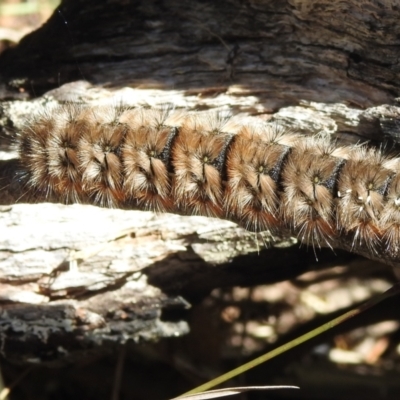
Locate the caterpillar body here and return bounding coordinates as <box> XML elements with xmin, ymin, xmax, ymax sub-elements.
<box><xmin>16</xmin><ymin>104</ymin><xmax>400</xmax><ymax>259</ymax></box>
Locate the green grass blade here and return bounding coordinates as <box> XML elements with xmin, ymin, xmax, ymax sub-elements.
<box><xmin>178</xmin><ymin>282</ymin><xmax>400</xmax><ymax>397</ymax></box>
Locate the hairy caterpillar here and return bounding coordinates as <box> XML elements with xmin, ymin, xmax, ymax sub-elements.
<box><xmin>12</xmin><ymin>104</ymin><xmax>400</xmax><ymax>259</ymax></box>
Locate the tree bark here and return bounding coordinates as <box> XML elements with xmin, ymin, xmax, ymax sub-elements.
<box><xmin>0</xmin><ymin>0</ymin><xmax>399</xmax><ymax>369</ymax></box>
<box><xmin>0</xmin><ymin>0</ymin><xmax>399</xmax><ymax>105</ymax></box>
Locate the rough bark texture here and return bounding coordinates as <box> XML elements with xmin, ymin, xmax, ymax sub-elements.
<box><xmin>0</xmin><ymin>1</ymin><xmax>399</xmax><ymax>398</ymax></box>
<box><xmin>1</xmin><ymin>0</ymin><xmax>400</xmax><ymax>105</ymax></box>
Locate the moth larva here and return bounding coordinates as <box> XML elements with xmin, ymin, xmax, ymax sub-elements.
<box><xmin>14</xmin><ymin>103</ymin><xmax>400</xmax><ymax>257</ymax></box>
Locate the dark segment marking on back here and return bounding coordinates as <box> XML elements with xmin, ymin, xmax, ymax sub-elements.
<box><xmin>323</xmin><ymin>158</ymin><xmax>346</xmax><ymax>192</ymax></box>
<box><xmin>270</xmin><ymin>146</ymin><xmax>291</xmax><ymax>183</ymax></box>
<box><xmin>159</xmin><ymin>127</ymin><xmax>179</xmax><ymax>171</ymax></box>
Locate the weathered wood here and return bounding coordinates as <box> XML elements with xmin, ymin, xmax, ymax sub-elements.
<box><xmin>0</xmin><ymin>0</ymin><xmax>398</xmax><ymax>106</ymax></box>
